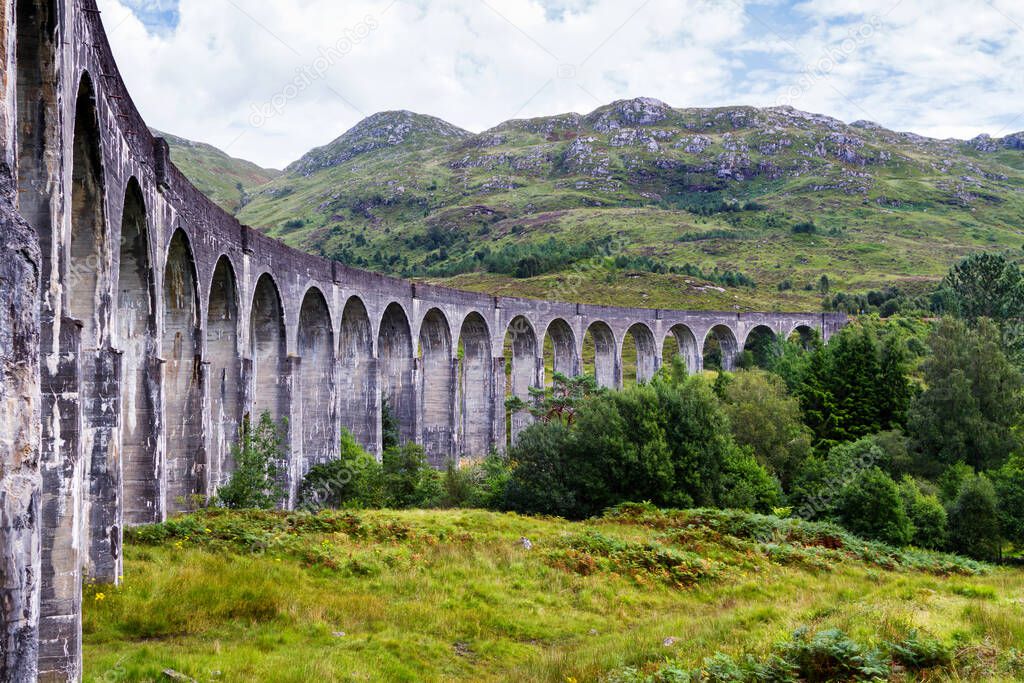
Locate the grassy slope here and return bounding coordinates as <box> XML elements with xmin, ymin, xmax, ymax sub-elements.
<box><xmin>84</xmin><ymin>508</ymin><xmax>1024</xmax><ymax>682</ymax></box>
<box><xmin>157</xmin><ymin>130</ymin><xmax>281</xmax><ymax>214</ymax></box>
<box><xmin>221</xmin><ymin>102</ymin><xmax>1024</xmax><ymax>311</ymax></box>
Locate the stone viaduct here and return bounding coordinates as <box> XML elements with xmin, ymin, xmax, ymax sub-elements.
<box><xmin>0</xmin><ymin>0</ymin><xmax>847</xmax><ymax>679</ymax></box>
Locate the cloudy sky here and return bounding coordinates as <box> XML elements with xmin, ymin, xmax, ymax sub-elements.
<box><xmin>98</xmin><ymin>0</ymin><xmax>1024</xmax><ymax>169</ymax></box>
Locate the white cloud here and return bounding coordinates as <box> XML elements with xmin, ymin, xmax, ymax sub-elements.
<box><xmin>97</xmin><ymin>0</ymin><xmax>1024</xmax><ymax>168</ymax></box>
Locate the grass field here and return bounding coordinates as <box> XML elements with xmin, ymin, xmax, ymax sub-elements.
<box><xmin>83</xmin><ymin>507</ymin><xmax>1024</xmax><ymax>682</ymax></box>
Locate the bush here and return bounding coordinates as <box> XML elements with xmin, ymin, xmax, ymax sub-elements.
<box><xmin>382</xmin><ymin>443</ymin><xmax>442</xmax><ymax>509</ymax></box>
<box><xmin>381</xmin><ymin>395</ymin><xmax>401</xmax><ymax>450</ymax></box>
<box><xmin>836</xmin><ymin>467</ymin><xmax>914</xmax><ymax>546</ymax></box>
<box><xmin>789</xmin><ymin>437</ymin><xmax>887</xmax><ymax>521</ymax></box>
<box><xmin>503</xmin><ymin>421</ymin><xmax>577</xmax><ymax>516</ymax></box>
<box><xmin>217</xmin><ymin>412</ymin><xmax>287</xmax><ymax>510</ymax></box>
<box><xmin>719</xmin><ymin>369</ymin><xmax>813</xmax><ymax>488</ymax></box>
<box><xmin>297</xmin><ymin>430</ymin><xmax>384</xmax><ymax>510</ymax></box>
<box><xmin>948</xmin><ymin>474</ymin><xmax>1002</xmax><ymax>561</ymax></box>
<box><xmin>992</xmin><ymin>456</ymin><xmax>1024</xmax><ymax>548</ymax></box>
<box><xmin>899</xmin><ymin>476</ymin><xmax>948</xmax><ymax>550</ymax></box>
<box><xmin>503</xmin><ymin>372</ymin><xmax>780</xmax><ymax>519</ymax></box>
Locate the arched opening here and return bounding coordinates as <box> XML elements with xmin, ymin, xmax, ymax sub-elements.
<box><xmin>663</xmin><ymin>324</ymin><xmax>700</xmax><ymax>375</ymax></box>
<box><xmin>378</xmin><ymin>303</ymin><xmax>415</xmax><ymax>446</ymax></box>
<box><xmin>789</xmin><ymin>325</ymin><xmax>819</xmax><ymax>351</ymax></box>
<box><xmin>740</xmin><ymin>325</ymin><xmax>778</xmax><ymax>369</ymax></box>
<box><xmin>459</xmin><ymin>312</ymin><xmax>493</xmax><ymax>458</ymax></box>
<box><xmin>504</xmin><ymin>316</ymin><xmax>538</xmax><ymax>446</ymax></box>
<box><xmin>250</xmin><ymin>274</ymin><xmax>289</xmax><ymax>423</ymax></box>
<box><xmin>163</xmin><ymin>230</ymin><xmax>203</xmax><ymax>514</ymax></box>
<box><xmin>703</xmin><ymin>325</ymin><xmax>739</xmax><ymax>372</ymax></box>
<box><xmin>15</xmin><ymin>0</ymin><xmax>58</xmax><ymax>278</ymax></box>
<box><xmin>543</xmin><ymin>318</ymin><xmax>578</xmax><ymax>387</ymax></box>
<box><xmin>338</xmin><ymin>297</ymin><xmax>376</xmax><ymax>452</ymax></box>
<box><xmin>583</xmin><ymin>321</ymin><xmax>617</xmax><ymax>388</ymax></box>
<box><xmin>624</xmin><ymin>323</ymin><xmax>657</xmax><ymax>385</ymax></box>
<box><xmin>250</xmin><ymin>274</ymin><xmax>288</xmax><ymax>503</ymax></box>
<box><xmin>69</xmin><ymin>74</ymin><xmax>121</xmax><ymax>583</ymax></box>
<box><xmin>419</xmin><ymin>309</ymin><xmax>454</xmax><ymax>465</ymax></box>
<box><xmin>206</xmin><ymin>257</ymin><xmax>242</xmax><ymax>491</ymax></box>
<box><xmin>298</xmin><ymin>288</ymin><xmax>335</xmax><ymax>480</ymax></box>
<box><xmin>118</xmin><ymin>179</ymin><xmax>158</xmax><ymax>525</ymax></box>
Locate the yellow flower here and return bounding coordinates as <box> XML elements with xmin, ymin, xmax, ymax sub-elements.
<box><xmin>94</xmin><ymin>592</ymin><xmax>106</xmax><ymax>601</ymax></box>
<box><xmin>205</xmin><ymin>528</ymin><xmax>212</xmax><ymax>534</ymax></box>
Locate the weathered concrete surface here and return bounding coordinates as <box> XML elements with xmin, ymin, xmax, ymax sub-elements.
<box><xmin>1</xmin><ymin>1</ymin><xmax>849</xmax><ymax>678</ymax></box>
<box><xmin>0</xmin><ymin>172</ymin><xmax>43</xmax><ymax>683</ymax></box>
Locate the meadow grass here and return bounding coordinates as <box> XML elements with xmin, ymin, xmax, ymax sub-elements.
<box><xmin>84</xmin><ymin>508</ymin><xmax>1024</xmax><ymax>682</ymax></box>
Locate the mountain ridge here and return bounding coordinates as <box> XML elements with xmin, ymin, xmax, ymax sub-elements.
<box><xmin>161</xmin><ymin>99</ymin><xmax>1024</xmax><ymax>311</ymax></box>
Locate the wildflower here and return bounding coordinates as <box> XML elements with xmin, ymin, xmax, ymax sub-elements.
<box><xmin>94</xmin><ymin>592</ymin><xmax>106</xmax><ymax>602</ymax></box>
<box><xmin>205</xmin><ymin>528</ymin><xmax>212</xmax><ymax>534</ymax></box>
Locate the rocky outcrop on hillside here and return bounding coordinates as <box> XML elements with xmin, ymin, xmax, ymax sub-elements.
<box><xmin>287</xmin><ymin>110</ymin><xmax>472</xmax><ymax>176</ymax></box>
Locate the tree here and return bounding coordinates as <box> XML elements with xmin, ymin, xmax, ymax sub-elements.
<box><xmin>381</xmin><ymin>395</ymin><xmax>401</xmax><ymax>450</ymax></box>
<box><xmin>908</xmin><ymin>318</ymin><xmax>1023</xmax><ymax>472</ymax></box>
<box><xmin>898</xmin><ymin>476</ymin><xmax>948</xmax><ymax>550</ymax></box>
<box><xmin>943</xmin><ymin>252</ymin><xmax>1024</xmax><ymax>323</ymax></box>
<box><xmin>836</xmin><ymin>467</ymin><xmax>914</xmax><ymax>546</ymax></box>
<box><xmin>719</xmin><ymin>369</ymin><xmax>813</xmax><ymax>488</ymax></box>
<box><xmin>818</xmin><ymin>274</ymin><xmax>830</xmax><ymax>294</ymax></box>
<box><xmin>218</xmin><ymin>412</ymin><xmax>287</xmax><ymax>510</ymax></box>
<box><xmin>297</xmin><ymin>429</ymin><xmax>384</xmax><ymax>510</ymax></box>
<box><xmin>789</xmin><ymin>438</ymin><xmax>888</xmax><ymax>521</ymax></box>
<box><xmin>796</xmin><ymin>322</ymin><xmax>912</xmax><ymax>448</ymax></box>
<box><xmin>382</xmin><ymin>443</ymin><xmax>441</xmax><ymax>509</ymax></box>
<box><xmin>505</xmin><ymin>371</ymin><xmax>604</xmax><ymax>425</ymax></box>
<box><xmin>503</xmin><ymin>421</ymin><xmax>578</xmax><ymax>517</ymax></box>
<box><xmin>991</xmin><ymin>457</ymin><xmax>1024</xmax><ymax>549</ymax></box>
<box><xmin>947</xmin><ymin>474</ymin><xmax>1002</xmax><ymax>561</ymax></box>
<box><xmin>503</xmin><ymin>371</ymin><xmax>780</xmax><ymax>519</ymax></box>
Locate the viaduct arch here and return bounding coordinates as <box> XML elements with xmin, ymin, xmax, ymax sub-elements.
<box><xmin>0</xmin><ymin>1</ymin><xmax>847</xmax><ymax>678</ymax></box>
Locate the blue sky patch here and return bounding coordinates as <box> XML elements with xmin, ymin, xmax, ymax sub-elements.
<box><xmin>123</xmin><ymin>0</ymin><xmax>180</xmax><ymax>33</ymax></box>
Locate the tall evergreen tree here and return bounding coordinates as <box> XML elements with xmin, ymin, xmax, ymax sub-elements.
<box><xmin>943</xmin><ymin>252</ymin><xmax>1024</xmax><ymax>323</ymax></box>
<box><xmin>796</xmin><ymin>323</ymin><xmax>911</xmax><ymax>448</ymax></box>
<box><xmin>908</xmin><ymin>318</ymin><xmax>1023</xmax><ymax>472</ymax></box>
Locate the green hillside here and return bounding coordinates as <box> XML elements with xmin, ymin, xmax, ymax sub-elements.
<box><xmin>156</xmin><ymin>130</ymin><xmax>281</xmax><ymax>214</ymax></box>
<box><xmin>165</xmin><ymin>100</ymin><xmax>1024</xmax><ymax>310</ymax></box>
<box><xmin>83</xmin><ymin>507</ymin><xmax>1024</xmax><ymax>682</ymax></box>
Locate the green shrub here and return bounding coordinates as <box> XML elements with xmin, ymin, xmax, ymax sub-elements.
<box><xmin>837</xmin><ymin>467</ymin><xmax>914</xmax><ymax>546</ymax></box>
<box><xmin>381</xmin><ymin>395</ymin><xmax>401</xmax><ymax>450</ymax></box>
<box><xmin>503</xmin><ymin>421</ymin><xmax>577</xmax><ymax>516</ymax></box>
<box><xmin>297</xmin><ymin>430</ymin><xmax>384</xmax><ymax>510</ymax></box>
<box><xmin>777</xmin><ymin>627</ymin><xmax>889</xmax><ymax>681</ymax></box>
<box><xmin>992</xmin><ymin>456</ymin><xmax>1024</xmax><ymax>548</ymax></box>
<box><xmin>948</xmin><ymin>474</ymin><xmax>1002</xmax><ymax>561</ymax></box>
<box><xmin>503</xmin><ymin>373</ymin><xmax>779</xmax><ymax>519</ymax></box>
<box><xmin>382</xmin><ymin>443</ymin><xmax>442</xmax><ymax>508</ymax></box>
<box><xmin>438</xmin><ymin>454</ymin><xmax>511</xmax><ymax>509</ymax></box>
<box><xmin>217</xmin><ymin>412</ymin><xmax>287</xmax><ymax>510</ymax></box>
<box><xmin>898</xmin><ymin>476</ymin><xmax>948</xmax><ymax>549</ymax></box>
<box><xmin>886</xmin><ymin>630</ymin><xmax>951</xmax><ymax>669</ymax></box>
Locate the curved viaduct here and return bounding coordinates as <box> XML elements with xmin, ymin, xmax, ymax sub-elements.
<box><xmin>0</xmin><ymin>0</ymin><xmax>847</xmax><ymax>679</ymax></box>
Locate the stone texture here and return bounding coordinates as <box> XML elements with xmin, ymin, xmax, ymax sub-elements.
<box><xmin>0</xmin><ymin>170</ymin><xmax>43</xmax><ymax>683</ymax></box>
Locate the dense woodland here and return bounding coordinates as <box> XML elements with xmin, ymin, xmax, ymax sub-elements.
<box><xmin>218</xmin><ymin>253</ymin><xmax>1024</xmax><ymax>563</ymax></box>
